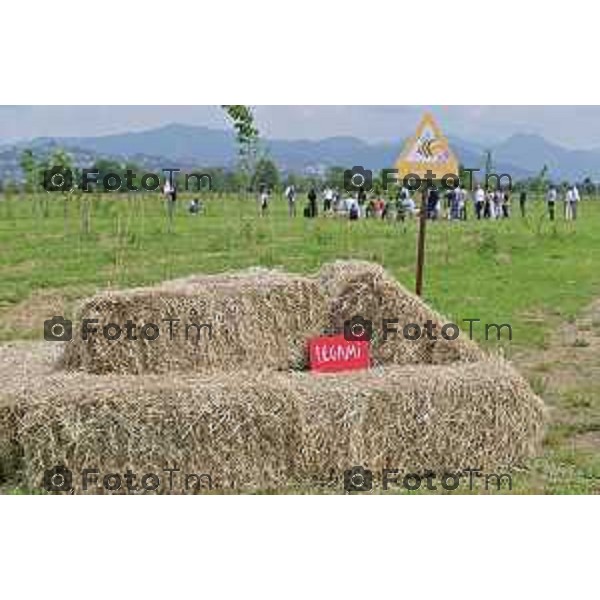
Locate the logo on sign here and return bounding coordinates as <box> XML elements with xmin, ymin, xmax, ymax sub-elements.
<box><xmin>308</xmin><ymin>334</ymin><xmax>370</xmax><ymax>373</ymax></box>
<box><xmin>395</xmin><ymin>112</ymin><xmax>459</xmax><ymax>179</ymax></box>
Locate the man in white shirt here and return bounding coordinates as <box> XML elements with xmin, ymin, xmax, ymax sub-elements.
<box><xmin>474</xmin><ymin>185</ymin><xmax>485</xmax><ymax>220</ymax></box>
<box><xmin>285</xmin><ymin>184</ymin><xmax>296</xmax><ymax>217</ymax></box>
<box><xmin>565</xmin><ymin>184</ymin><xmax>580</xmax><ymax>221</ymax></box>
<box><xmin>324</xmin><ymin>187</ymin><xmax>334</xmax><ymax>212</ymax></box>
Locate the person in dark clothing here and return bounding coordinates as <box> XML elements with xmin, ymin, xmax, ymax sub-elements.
<box><xmin>483</xmin><ymin>189</ymin><xmax>492</xmax><ymax>219</ymax></box>
<box><xmin>502</xmin><ymin>190</ymin><xmax>510</xmax><ymax>218</ymax></box>
<box><xmin>307</xmin><ymin>188</ymin><xmax>318</xmax><ymax>218</ymax></box>
<box><xmin>427</xmin><ymin>188</ymin><xmax>439</xmax><ymax>219</ymax></box>
<box><xmin>519</xmin><ymin>190</ymin><xmax>527</xmax><ymax>217</ymax></box>
<box><xmin>357</xmin><ymin>188</ymin><xmax>367</xmax><ymax>207</ymax></box>
<box><xmin>546</xmin><ymin>186</ymin><xmax>557</xmax><ymax>221</ymax></box>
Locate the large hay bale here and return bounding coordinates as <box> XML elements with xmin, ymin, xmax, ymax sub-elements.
<box><xmin>1</xmin><ymin>261</ymin><xmax>546</xmax><ymax>493</ymax></box>
<box><xmin>2</xmin><ymin>343</ymin><xmax>545</xmax><ymax>493</ymax></box>
<box><xmin>64</xmin><ymin>261</ymin><xmax>485</xmax><ymax>376</ymax></box>
<box><xmin>63</xmin><ymin>269</ymin><xmax>328</xmax><ymax>374</ymax></box>
<box><xmin>319</xmin><ymin>261</ymin><xmax>485</xmax><ymax>365</ymax></box>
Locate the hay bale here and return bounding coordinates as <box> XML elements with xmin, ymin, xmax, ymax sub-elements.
<box><xmin>319</xmin><ymin>260</ymin><xmax>486</xmax><ymax>365</ymax></box>
<box><xmin>64</xmin><ymin>261</ymin><xmax>485</xmax><ymax>376</ymax></box>
<box><xmin>0</xmin><ymin>261</ymin><xmax>546</xmax><ymax>492</ymax></box>
<box><xmin>63</xmin><ymin>269</ymin><xmax>328</xmax><ymax>374</ymax></box>
<box><xmin>3</xmin><ymin>343</ymin><xmax>545</xmax><ymax>493</ymax></box>
<box><xmin>0</xmin><ymin>399</ymin><xmax>19</xmax><ymax>483</ymax></box>
<box><xmin>0</xmin><ymin>342</ymin><xmax>64</xmax><ymax>483</ymax></box>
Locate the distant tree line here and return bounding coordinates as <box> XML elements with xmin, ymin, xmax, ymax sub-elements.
<box><xmin>1</xmin><ymin>148</ymin><xmax>599</xmax><ymax>198</ymax></box>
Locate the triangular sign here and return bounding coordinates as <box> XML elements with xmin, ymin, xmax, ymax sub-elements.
<box><xmin>395</xmin><ymin>113</ymin><xmax>459</xmax><ymax>178</ymax></box>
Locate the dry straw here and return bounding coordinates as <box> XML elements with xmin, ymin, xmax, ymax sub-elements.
<box><xmin>0</xmin><ymin>262</ymin><xmax>546</xmax><ymax>492</ymax></box>
<box><xmin>63</xmin><ymin>269</ymin><xmax>328</xmax><ymax>374</ymax></box>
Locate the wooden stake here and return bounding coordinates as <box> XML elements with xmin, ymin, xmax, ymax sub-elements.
<box><xmin>415</xmin><ymin>188</ymin><xmax>427</xmax><ymax>297</ymax></box>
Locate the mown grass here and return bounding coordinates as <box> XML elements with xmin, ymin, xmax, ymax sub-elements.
<box><xmin>1</xmin><ymin>190</ymin><xmax>600</xmax><ymax>494</ymax></box>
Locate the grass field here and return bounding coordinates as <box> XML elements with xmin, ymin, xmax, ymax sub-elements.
<box><xmin>1</xmin><ymin>190</ymin><xmax>600</xmax><ymax>493</ymax></box>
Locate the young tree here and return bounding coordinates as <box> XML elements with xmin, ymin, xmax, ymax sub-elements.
<box><xmin>221</xmin><ymin>105</ymin><xmax>260</xmax><ymax>197</ymax></box>
<box><xmin>20</xmin><ymin>149</ymin><xmax>42</xmax><ymax>216</ymax></box>
<box><xmin>20</xmin><ymin>149</ymin><xmax>38</xmax><ymax>193</ymax></box>
<box><xmin>484</xmin><ymin>150</ymin><xmax>493</xmax><ymax>183</ymax></box>
<box><xmin>252</xmin><ymin>158</ymin><xmax>280</xmax><ymax>192</ymax></box>
<box><xmin>532</xmin><ymin>164</ymin><xmax>549</xmax><ymax>198</ymax></box>
<box><xmin>324</xmin><ymin>166</ymin><xmax>345</xmax><ymax>190</ymax></box>
<box><xmin>582</xmin><ymin>176</ymin><xmax>596</xmax><ymax>198</ymax></box>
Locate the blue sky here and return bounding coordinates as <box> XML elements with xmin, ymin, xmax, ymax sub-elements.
<box><xmin>1</xmin><ymin>106</ymin><xmax>599</xmax><ymax>149</ymax></box>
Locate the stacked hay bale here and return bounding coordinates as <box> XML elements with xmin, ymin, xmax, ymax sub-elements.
<box><xmin>2</xmin><ymin>346</ymin><xmax>544</xmax><ymax>493</ymax></box>
<box><xmin>0</xmin><ymin>261</ymin><xmax>546</xmax><ymax>492</ymax></box>
<box><xmin>63</xmin><ymin>269</ymin><xmax>328</xmax><ymax>374</ymax></box>
<box><xmin>319</xmin><ymin>260</ymin><xmax>485</xmax><ymax>365</ymax></box>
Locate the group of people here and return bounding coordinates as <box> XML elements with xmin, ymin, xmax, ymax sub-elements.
<box><xmin>431</xmin><ymin>184</ymin><xmax>511</xmax><ymax>221</ymax></box>
<box><xmin>278</xmin><ymin>182</ymin><xmax>583</xmax><ymax>223</ymax></box>
<box><xmin>545</xmin><ymin>184</ymin><xmax>580</xmax><ymax>221</ymax></box>
<box><xmin>167</xmin><ymin>178</ymin><xmax>582</xmax><ymax>224</ymax></box>
<box><xmin>283</xmin><ymin>184</ymin><xmax>412</xmax><ymax>221</ymax></box>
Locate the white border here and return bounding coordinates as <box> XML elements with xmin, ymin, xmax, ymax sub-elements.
<box><xmin>2</xmin><ymin>1</ymin><xmax>599</xmax><ymax>104</ymax></box>
<box><xmin>1</xmin><ymin>497</ymin><xmax>597</xmax><ymax>598</ymax></box>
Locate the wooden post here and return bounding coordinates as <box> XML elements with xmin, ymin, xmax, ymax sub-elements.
<box><xmin>415</xmin><ymin>187</ymin><xmax>427</xmax><ymax>297</ymax></box>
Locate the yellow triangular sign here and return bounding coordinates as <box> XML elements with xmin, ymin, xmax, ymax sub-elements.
<box><xmin>395</xmin><ymin>113</ymin><xmax>459</xmax><ymax>178</ymax></box>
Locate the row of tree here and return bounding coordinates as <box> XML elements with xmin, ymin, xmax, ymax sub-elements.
<box><xmin>1</xmin><ymin>149</ymin><xmax>599</xmax><ymax>197</ymax></box>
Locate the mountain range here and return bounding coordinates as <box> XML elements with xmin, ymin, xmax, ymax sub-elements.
<box><xmin>1</xmin><ymin>123</ymin><xmax>599</xmax><ymax>183</ymax></box>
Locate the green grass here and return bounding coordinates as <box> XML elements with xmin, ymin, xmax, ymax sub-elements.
<box><xmin>1</xmin><ymin>190</ymin><xmax>600</xmax><ymax>494</ymax></box>
<box><xmin>2</xmin><ymin>191</ymin><xmax>599</xmax><ymax>347</ymax></box>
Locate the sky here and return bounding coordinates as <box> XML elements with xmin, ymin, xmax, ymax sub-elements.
<box><xmin>1</xmin><ymin>106</ymin><xmax>600</xmax><ymax>149</ymax></box>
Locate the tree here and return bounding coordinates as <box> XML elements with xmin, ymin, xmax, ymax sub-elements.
<box><xmin>221</xmin><ymin>105</ymin><xmax>260</xmax><ymax>195</ymax></box>
<box><xmin>91</xmin><ymin>158</ymin><xmax>125</xmax><ymax>192</ymax></box>
<box><xmin>252</xmin><ymin>158</ymin><xmax>279</xmax><ymax>191</ymax></box>
<box><xmin>484</xmin><ymin>150</ymin><xmax>493</xmax><ymax>183</ymax></box>
<box><xmin>532</xmin><ymin>164</ymin><xmax>549</xmax><ymax>196</ymax></box>
<box><xmin>324</xmin><ymin>166</ymin><xmax>345</xmax><ymax>190</ymax></box>
<box><xmin>458</xmin><ymin>163</ymin><xmax>475</xmax><ymax>190</ymax></box>
<box><xmin>582</xmin><ymin>176</ymin><xmax>596</xmax><ymax>198</ymax></box>
<box><xmin>20</xmin><ymin>149</ymin><xmax>38</xmax><ymax>193</ymax></box>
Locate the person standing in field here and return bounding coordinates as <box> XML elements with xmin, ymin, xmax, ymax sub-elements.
<box><xmin>453</xmin><ymin>183</ymin><xmax>464</xmax><ymax>220</ymax></box>
<box><xmin>333</xmin><ymin>188</ymin><xmax>341</xmax><ymax>212</ymax></box>
<box><xmin>258</xmin><ymin>184</ymin><xmax>270</xmax><ymax>216</ymax></box>
<box><xmin>519</xmin><ymin>189</ymin><xmax>527</xmax><ymax>217</ymax></box>
<box><xmin>461</xmin><ymin>184</ymin><xmax>468</xmax><ymax>220</ymax></box>
<box><xmin>307</xmin><ymin>187</ymin><xmax>318</xmax><ymax>218</ymax></box>
<box><xmin>474</xmin><ymin>184</ymin><xmax>485</xmax><ymax>220</ymax></box>
<box><xmin>357</xmin><ymin>187</ymin><xmax>367</xmax><ymax>213</ymax></box>
<box><xmin>493</xmin><ymin>188</ymin><xmax>503</xmax><ymax>219</ymax></box>
<box><xmin>285</xmin><ymin>184</ymin><xmax>296</xmax><ymax>217</ymax></box>
<box><xmin>164</xmin><ymin>175</ymin><xmax>177</xmax><ymax>230</ymax></box>
<box><xmin>565</xmin><ymin>184</ymin><xmax>580</xmax><ymax>221</ymax></box>
<box><xmin>572</xmin><ymin>184</ymin><xmax>580</xmax><ymax>220</ymax></box>
<box><xmin>484</xmin><ymin>188</ymin><xmax>493</xmax><ymax>219</ymax></box>
<box><xmin>427</xmin><ymin>187</ymin><xmax>440</xmax><ymax>220</ymax></box>
<box><xmin>502</xmin><ymin>188</ymin><xmax>511</xmax><ymax>218</ymax></box>
<box><xmin>323</xmin><ymin>187</ymin><xmax>334</xmax><ymax>212</ymax></box>
<box><xmin>546</xmin><ymin>185</ymin><xmax>557</xmax><ymax>221</ymax></box>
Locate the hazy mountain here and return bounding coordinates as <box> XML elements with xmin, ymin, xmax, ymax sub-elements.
<box><xmin>494</xmin><ymin>133</ymin><xmax>600</xmax><ymax>181</ymax></box>
<box><xmin>1</xmin><ymin>123</ymin><xmax>599</xmax><ymax>182</ymax></box>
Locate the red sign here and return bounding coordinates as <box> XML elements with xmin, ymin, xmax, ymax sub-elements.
<box><xmin>308</xmin><ymin>334</ymin><xmax>370</xmax><ymax>373</ymax></box>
